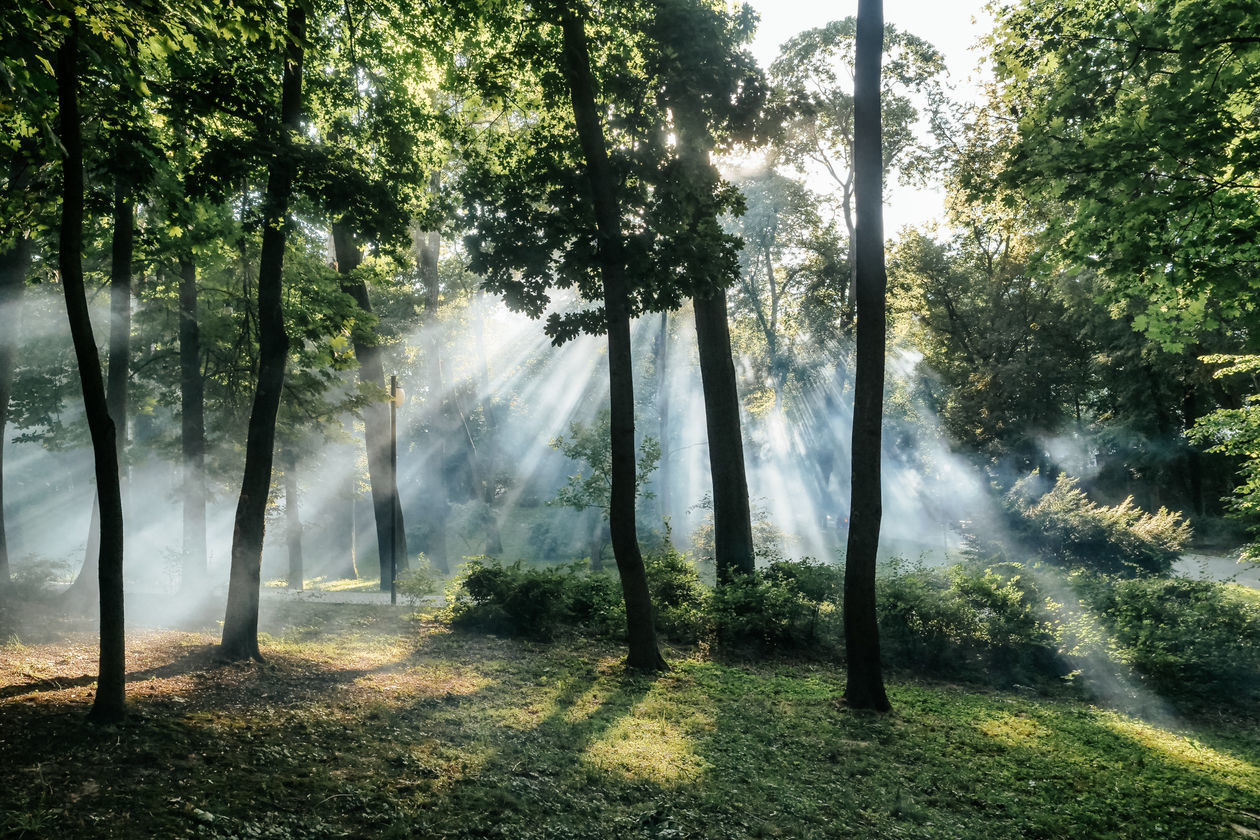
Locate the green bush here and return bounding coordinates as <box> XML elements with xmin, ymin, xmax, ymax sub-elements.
<box><xmin>643</xmin><ymin>544</ymin><xmax>708</xmax><ymax>642</ymax></box>
<box><xmin>395</xmin><ymin>556</ymin><xmax>440</xmax><ymax>607</ymax></box>
<box><xmin>436</xmin><ymin>551</ymin><xmax>1260</xmax><ymax>712</ymax></box>
<box><xmin>877</xmin><ymin>560</ymin><xmax>1061</xmax><ymax>683</ymax></box>
<box><xmin>709</xmin><ymin>560</ymin><xmax>844</xmax><ymax>653</ymax></box>
<box><xmin>442</xmin><ymin>559</ymin><xmax>623</xmax><ymax>639</ymax></box>
<box><xmin>968</xmin><ymin>473</ymin><xmax>1191</xmax><ymax>576</ymax></box>
<box><xmin>1081</xmin><ymin>575</ymin><xmax>1260</xmax><ymax>703</ymax></box>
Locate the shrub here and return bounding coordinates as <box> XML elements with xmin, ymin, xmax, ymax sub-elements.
<box><xmin>442</xmin><ymin>559</ymin><xmax>623</xmax><ymax>639</ymax></box>
<box><xmin>395</xmin><ymin>555</ymin><xmax>440</xmax><ymax>607</ymax></box>
<box><xmin>877</xmin><ymin>560</ymin><xmax>1061</xmax><ymax>683</ymax></box>
<box><xmin>1082</xmin><ymin>575</ymin><xmax>1260</xmax><ymax>703</ymax></box>
<box><xmin>709</xmin><ymin>560</ymin><xmax>844</xmax><ymax>653</ymax></box>
<box><xmin>643</xmin><ymin>544</ymin><xmax>708</xmax><ymax>642</ymax></box>
<box><xmin>968</xmin><ymin>472</ymin><xmax>1191</xmax><ymax>576</ymax></box>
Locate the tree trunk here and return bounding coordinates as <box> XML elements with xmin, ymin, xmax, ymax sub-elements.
<box><xmin>0</xmin><ymin>233</ymin><xmax>30</xmax><ymax>590</ymax></box>
<box><xmin>842</xmin><ymin>0</ymin><xmax>891</xmax><ymax>713</ymax></box>
<box><xmin>417</xmin><ymin>200</ymin><xmax>449</xmax><ymax>573</ymax></box>
<box><xmin>220</xmin><ymin>3</ymin><xmax>305</xmax><ymax>661</ymax></box>
<box><xmin>588</xmin><ymin>511</ymin><xmax>607</xmax><ymax>572</ymax></box>
<box><xmin>332</xmin><ymin>224</ymin><xmax>408</xmax><ymax>585</ymax></box>
<box><xmin>654</xmin><ymin>311</ymin><xmax>672</xmax><ymax>525</ymax></box>
<box><xmin>58</xmin><ymin>23</ymin><xmax>126</xmax><ymax>722</ymax></box>
<box><xmin>558</xmin><ymin>8</ymin><xmax>665</xmax><ymax>672</ymax></box>
<box><xmin>178</xmin><ymin>255</ymin><xmax>207</xmax><ymax>587</ymax></box>
<box><xmin>66</xmin><ymin>181</ymin><xmax>133</xmax><ymax>602</ymax></box>
<box><xmin>285</xmin><ymin>448</ymin><xmax>302</xmax><ymax>590</ymax></box>
<box><xmin>694</xmin><ymin>289</ymin><xmax>756</xmax><ymax>582</ymax></box>
<box><xmin>471</xmin><ymin>293</ymin><xmax>503</xmax><ymax>555</ymax></box>
<box><xmin>668</xmin><ymin>102</ymin><xmax>756</xmax><ymax>584</ymax></box>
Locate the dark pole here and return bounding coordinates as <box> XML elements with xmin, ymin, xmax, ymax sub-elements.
<box><xmin>390</xmin><ymin>374</ymin><xmax>398</xmax><ymax>605</ymax></box>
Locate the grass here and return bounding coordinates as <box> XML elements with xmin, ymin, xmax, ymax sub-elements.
<box><xmin>264</xmin><ymin>575</ymin><xmax>388</xmax><ymax>593</ymax></box>
<box><xmin>1</xmin><ymin>602</ymin><xmax>1258</xmax><ymax>839</ymax></box>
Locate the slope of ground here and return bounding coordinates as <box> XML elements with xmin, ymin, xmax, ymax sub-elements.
<box><xmin>1</xmin><ymin>601</ymin><xmax>1257</xmax><ymax>839</ymax></box>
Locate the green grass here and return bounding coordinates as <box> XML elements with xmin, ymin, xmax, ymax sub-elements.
<box><xmin>1</xmin><ymin>603</ymin><xmax>1257</xmax><ymax>839</ymax></box>
<box><xmin>264</xmin><ymin>575</ymin><xmax>388</xmax><ymax>592</ymax></box>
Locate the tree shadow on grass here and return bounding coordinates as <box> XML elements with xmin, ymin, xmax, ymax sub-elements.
<box><xmin>684</xmin><ymin>669</ymin><xmax>1260</xmax><ymax>840</ymax></box>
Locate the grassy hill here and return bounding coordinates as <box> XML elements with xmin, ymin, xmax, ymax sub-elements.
<box><xmin>2</xmin><ymin>601</ymin><xmax>1257</xmax><ymax>839</ymax></box>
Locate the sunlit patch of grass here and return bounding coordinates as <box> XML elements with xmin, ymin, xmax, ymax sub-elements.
<box><xmin>975</xmin><ymin>710</ymin><xmax>1051</xmax><ymax>746</ymax></box>
<box><xmin>1099</xmin><ymin>712</ymin><xmax>1260</xmax><ymax>794</ymax></box>
<box><xmin>582</xmin><ymin>713</ymin><xmax>710</xmax><ymax>785</ymax></box>
<box><xmin>3</xmin><ymin>607</ymin><xmax>1260</xmax><ymax>839</ymax></box>
<box><xmin>311</xmin><ymin>576</ymin><xmax>383</xmax><ymax>592</ymax></box>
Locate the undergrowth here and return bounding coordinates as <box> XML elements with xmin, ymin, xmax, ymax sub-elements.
<box><xmin>1</xmin><ymin>604</ymin><xmax>1257</xmax><ymax>840</ymax></box>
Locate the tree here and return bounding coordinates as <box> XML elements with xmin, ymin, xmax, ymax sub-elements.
<box><xmin>842</xmin><ymin>0</ymin><xmax>891</xmax><ymax>713</ymax></box>
<box><xmin>332</xmin><ymin>230</ymin><xmax>409</xmax><ymax>587</ymax></box>
<box><xmin>555</xmin><ymin>4</ymin><xmax>664</xmax><ymax>670</ymax></box>
<box><xmin>57</xmin><ymin>17</ymin><xmax>127</xmax><ymax>721</ymax></box>
<box><xmin>648</xmin><ymin>0</ymin><xmax>761</xmax><ymax>583</ymax></box>
<box><xmin>769</xmin><ymin>15</ymin><xmax>945</xmax><ymax>325</ymax></box>
<box><xmin>220</xmin><ymin>0</ymin><xmax>306</xmax><ymax>662</ymax></box>
<box><xmin>990</xmin><ymin>0</ymin><xmax>1260</xmax><ymax>352</ymax></box>
<box><xmin>550</xmin><ymin>411</ymin><xmax>660</xmax><ymax>571</ymax></box>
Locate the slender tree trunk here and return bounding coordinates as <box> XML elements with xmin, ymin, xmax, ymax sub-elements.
<box><xmin>58</xmin><ymin>23</ymin><xmax>126</xmax><ymax>722</ymax></box>
<box><xmin>559</xmin><ymin>8</ymin><xmax>665</xmax><ymax>671</ymax></box>
<box><xmin>179</xmin><ymin>255</ymin><xmax>207</xmax><ymax>587</ymax></box>
<box><xmin>668</xmin><ymin>105</ymin><xmax>756</xmax><ymax>583</ymax></box>
<box><xmin>654</xmin><ymin>311</ymin><xmax>672</xmax><ymax>525</ymax></box>
<box><xmin>285</xmin><ymin>448</ymin><xmax>302</xmax><ymax>590</ymax></box>
<box><xmin>107</xmin><ymin>184</ymin><xmax>132</xmax><ymax>461</ymax></box>
<box><xmin>66</xmin><ymin>182</ymin><xmax>133</xmax><ymax>602</ymax></box>
<box><xmin>842</xmin><ymin>0</ymin><xmax>891</xmax><ymax>713</ymax></box>
<box><xmin>332</xmin><ymin>224</ymin><xmax>408</xmax><ymax>585</ymax></box>
<box><xmin>471</xmin><ymin>293</ymin><xmax>503</xmax><ymax>555</ymax></box>
<box><xmin>349</xmin><ymin>478</ymin><xmax>359</xmax><ymax>579</ymax></box>
<box><xmin>588</xmin><ymin>511</ymin><xmax>606</xmax><ymax>572</ymax></box>
<box><xmin>220</xmin><ymin>3</ymin><xmax>305</xmax><ymax>661</ymax></box>
<box><xmin>694</xmin><ymin>290</ymin><xmax>755</xmax><ymax>582</ymax></box>
<box><xmin>417</xmin><ymin>198</ymin><xmax>449</xmax><ymax>573</ymax></box>
<box><xmin>0</xmin><ymin>233</ymin><xmax>30</xmax><ymax>590</ymax></box>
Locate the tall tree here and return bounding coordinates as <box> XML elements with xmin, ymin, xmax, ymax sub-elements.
<box><xmin>842</xmin><ymin>0</ymin><xmax>891</xmax><ymax>713</ymax></box>
<box><xmin>178</xmin><ymin>253</ymin><xmax>207</xmax><ymax>586</ymax></box>
<box><xmin>0</xmin><ymin>227</ymin><xmax>31</xmax><ymax>591</ymax></box>
<box><xmin>332</xmin><ymin>229</ymin><xmax>409</xmax><ymax>587</ymax></box>
<box><xmin>57</xmin><ymin>20</ymin><xmax>127</xmax><ymax>721</ymax></box>
<box><xmin>416</xmin><ymin>202</ymin><xmax>449</xmax><ymax>573</ymax></box>
<box><xmin>990</xmin><ymin>0</ymin><xmax>1260</xmax><ymax>353</ymax></box>
<box><xmin>648</xmin><ymin>0</ymin><xmax>762</xmax><ymax>582</ymax></box>
<box><xmin>770</xmin><ymin>15</ymin><xmax>944</xmax><ymax>325</ymax></box>
<box><xmin>556</xmin><ymin>5</ymin><xmax>664</xmax><ymax>670</ymax></box>
<box><xmin>220</xmin><ymin>0</ymin><xmax>306</xmax><ymax>661</ymax></box>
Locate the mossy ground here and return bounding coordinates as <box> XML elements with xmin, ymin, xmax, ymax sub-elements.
<box><xmin>1</xmin><ymin>601</ymin><xmax>1257</xmax><ymax>839</ymax></box>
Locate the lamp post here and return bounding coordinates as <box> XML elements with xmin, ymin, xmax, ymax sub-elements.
<box><xmin>389</xmin><ymin>375</ymin><xmax>403</xmax><ymax>605</ymax></box>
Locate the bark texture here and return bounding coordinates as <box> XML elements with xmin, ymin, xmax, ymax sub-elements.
<box><xmin>332</xmin><ymin>224</ymin><xmax>407</xmax><ymax>586</ymax></box>
<box><xmin>558</xmin><ymin>7</ymin><xmax>665</xmax><ymax>672</ymax></box>
<box><xmin>220</xmin><ymin>3</ymin><xmax>305</xmax><ymax>661</ymax></box>
<box><xmin>0</xmin><ymin>233</ymin><xmax>30</xmax><ymax>589</ymax></box>
<box><xmin>58</xmin><ymin>24</ymin><xmax>127</xmax><ymax>722</ymax></box>
<box><xmin>179</xmin><ymin>255</ymin><xmax>207</xmax><ymax>586</ymax></box>
<box><xmin>693</xmin><ymin>290</ymin><xmax>755</xmax><ymax>582</ymax></box>
<box><xmin>285</xmin><ymin>449</ymin><xmax>303</xmax><ymax>590</ymax></box>
<box><xmin>842</xmin><ymin>0</ymin><xmax>892</xmax><ymax>713</ymax></box>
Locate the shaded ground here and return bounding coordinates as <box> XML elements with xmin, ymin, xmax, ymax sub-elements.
<box><xmin>2</xmin><ymin>599</ymin><xmax>1258</xmax><ymax>840</ymax></box>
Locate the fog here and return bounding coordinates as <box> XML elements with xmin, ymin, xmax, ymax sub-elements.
<box><xmin>4</xmin><ymin>286</ymin><xmax>995</xmax><ymax>626</ymax></box>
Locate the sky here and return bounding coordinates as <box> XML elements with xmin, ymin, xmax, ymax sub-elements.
<box><xmin>741</xmin><ymin>0</ymin><xmax>996</xmax><ymax>231</ymax></box>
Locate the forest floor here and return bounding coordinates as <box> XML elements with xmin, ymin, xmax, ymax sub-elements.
<box><xmin>1</xmin><ymin>600</ymin><xmax>1258</xmax><ymax>840</ymax></box>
